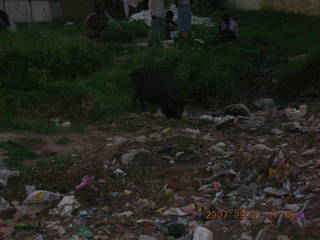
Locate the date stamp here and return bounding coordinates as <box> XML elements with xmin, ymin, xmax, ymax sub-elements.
<box><xmin>206</xmin><ymin>210</ymin><xmax>296</xmax><ymax>220</ymax></box>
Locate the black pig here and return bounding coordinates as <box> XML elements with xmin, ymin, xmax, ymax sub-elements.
<box><xmin>131</xmin><ymin>67</ymin><xmax>187</xmax><ymax>119</ymax></box>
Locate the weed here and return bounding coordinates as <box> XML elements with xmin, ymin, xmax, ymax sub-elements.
<box><xmin>55</xmin><ymin>137</ymin><xmax>71</xmax><ymax>145</ymax></box>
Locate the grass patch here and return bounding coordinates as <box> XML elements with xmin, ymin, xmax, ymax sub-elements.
<box><xmin>55</xmin><ymin>137</ymin><xmax>71</xmax><ymax>145</ymax></box>
<box><xmin>0</xmin><ymin>141</ymin><xmax>39</xmax><ymax>169</ymax></box>
<box><xmin>0</xmin><ymin>10</ymin><xmax>320</xmax><ymax>127</ymax></box>
<box><xmin>36</xmin><ymin>155</ymin><xmax>73</xmax><ymax>171</ymax></box>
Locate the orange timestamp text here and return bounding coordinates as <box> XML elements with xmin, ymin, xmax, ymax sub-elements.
<box><xmin>206</xmin><ymin>210</ymin><xmax>296</xmax><ymax>220</ymax></box>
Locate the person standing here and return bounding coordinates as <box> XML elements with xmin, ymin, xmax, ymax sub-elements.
<box><xmin>214</xmin><ymin>14</ymin><xmax>239</xmax><ymax>44</ymax></box>
<box><xmin>85</xmin><ymin>2</ymin><xmax>108</xmax><ymax>41</ymax></box>
<box><xmin>148</xmin><ymin>0</ymin><xmax>165</xmax><ymax>47</ymax></box>
<box><xmin>175</xmin><ymin>0</ymin><xmax>193</xmax><ymax>38</ymax></box>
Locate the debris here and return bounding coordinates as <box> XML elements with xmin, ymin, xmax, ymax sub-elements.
<box><xmin>288</xmin><ymin>54</ymin><xmax>307</xmax><ymax>62</ymax></box>
<box><xmin>214</xmin><ymin>115</ymin><xmax>235</xmax><ymax>130</ymax></box>
<box><xmin>183</xmin><ymin>128</ymin><xmax>201</xmax><ymax>135</ymax></box>
<box><xmin>167</xmin><ymin>222</ymin><xmax>185</xmax><ymax>237</ymax></box>
<box><xmin>23</xmin><ymin>190</ymin><xmax>61</xmax><ymax>204</ymax></box>
<box><xmin>0</xmin><ymin>169</ymin><xmax>20</xmax><ymax>187</ymax></box>
<box><xmin>253</xmin><ymin>98</ymin><xmax>277</xmax><ymax>112</ymax></box>
<box><xmin>49</xmin><ymin>195</ymin><xmax>81</xmax><ymax>217</ymax></box>
<box><xmin>76</xmin><ymin>225</ymin><xmax>95</xmax><ymax>238</ymax></box>
<box><xmin>149</xmin><ymin>132</ymin><xmax>162</xmax><ymax>139</ymax></box>
<box><xmin>114</xmin><ymin>168</ymin><xmax>126</xmax><ymax>176</ymax></box>
<box><xmin>62</xmin><ymin>121</ymin><xmax>72</xmax><ymax>128</ymax></box>
<box><xmin>0</xmin><ymin>196</ymin><xmax>13</xmax><ymax>213</ymax></box>
<box><xmin>200</xmin><ymin>115</ymin><xmax>213</xmax><ymax>121</ymax></box>
<box><xmin>263</xmin><ymin>187</ymin><xmax>288</xmax><ymax>197</ymax></box>
<box><xmin>113</xmin><ymin>210</ymin><xmax>134</xmax><ymax>217</ymax></box>
<box><xmin>139</xmin><ymin>235</ymin><xmax>157</xmax><ymax>240</ymax></box>
<box><xmin>284</xmin><ymin>204</ymin><xmax>302</xmax><ymax>211</ymax></box>
<box><xmin>301</xmin><ymin>148</ymin><xmax>317</xmax><ymax>156</ymax></box>
<box><xmin>216</xmin><ymin>142</ymin><xmax>226</xmax><ymax>148</ymax></box>
<box><xmin>75</xmin><ymin>175</ymin><xmax>95</xmax><ymax>190</ymax></box>
<box><xmin>193</xmin><ymin>226</ymin><xmax>214</xmax><ymax>240</ymax></box>
<box><xmin>285</xmin><ymin>105</ymin><xmax>307</xmax><ymax>120</ymax></box>
<box><xmin>64</xmin><ymin>21</ymin><xmax>74</xmax><ymax>26</ymax></box>
<box><xmin>134</xmin><ymin>136</ymin><xmax>148</xmax><ymax>143</ymax></box>
<box><xmin>277</xmin><ymin>235</ymin><xmax>290</xmax><ymax>240</ymax></box>
<box><xmin>209</xmin><ymin>145</ymin><xmax>225</xmax><ymax>154</ymax></box>
<box><xmin>25</xmin><ymin>185</ymin><xmax>36</xmax><ymax>196</ymax></box>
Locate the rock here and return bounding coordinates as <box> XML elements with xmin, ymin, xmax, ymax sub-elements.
<box><xmin>114</xmin><ymin>137</ymin><xmax>129</xmax><ymax>144</ymax></box>
<box><xmin>209</xmin><ymin>145</ymin><xmax>225</xmax><ymax>155</ymax></box>
<box><xmin>224</xmin><ymin>104</ymin><xmax>252</xmax><ymax>117</ymax></box>
<box><xmin>139</xmin><ymin>235</ymin><xmax>157</xmax><ymax>240</ymax></box>
<box><xmin>193</xmin><ymin>227</ymin><xmax>214</xmax><ymax>240</ymax></box>
<box><xmin>271</xmin><ymin>128</ymin><xmax>284</xmax><ymax>135</ymax></box>
<box><xmin>149</xmin><ymin>132</ymin><xmax>162</xmax><ymax>139</ymax></box>
<box><xmin>184</xmin><ymin>128</ymin><xmax>201</xmax><ymax>135</ymax></box>
<box><xmin>134</xmin><ymin>136</ymin><xmax>148</xmax><ymax>143</ymax></box>
<box><xmin>277</xmin><ymin>235</ymin><xmax>290</xmax><ymax>240</ymax></box>
<box><xmin>301</xmin><ymin>148</ymin><xmax>317</xmax><ymax>156</ymax></box>
<box><xmin>250</xmin><ymin>144</ymin><xmax>273</xmax><ymax>152</ymax></box>
<box><xmin>263</xmin><ymin>187</ymin><xmax>288</xmax><ymax>197</ymax></box>
<box><xmin>168</xmin><ymin>222</ymin><xmax>185</xmax><ymax>237</ymax></box>
<box><xmin>216</xmin><ymin>142</ymin><xmax>226</xmax><ymax>148</ymax></box>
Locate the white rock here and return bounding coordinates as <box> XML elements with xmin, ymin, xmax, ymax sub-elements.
<box><xmin>134</xmin><ymin>136</ymin><xmax>148</xmax><ymax>143</ymax></box>
<box><xmin>200</xmin><ymin>115</ymin><xmax>213</xmax><ymax>121</ymax></box>
<box><xmin>184</xmin><ymin>128</ymin><xmax>201</xmax><ymax>135</ymax></box>
<box><xmin>285</xmin><ymin>105</ymin><xmax>307</xmax><ymax>120</ymax></box>
<box><xmin>216</xmin><ymin>142</ymin><xmax>226</xmax><ymax>148</ymax></box>
<box><xmin>62</xmin><ymin>121</ymin><xmax>72</xmax><ymax>128</ymax></box>
<box><xmin>193</xmin><ymin>227</ymin><xmax>214</xmax><ymax>240</ymax></box>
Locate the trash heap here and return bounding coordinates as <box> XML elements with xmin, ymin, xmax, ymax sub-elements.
<box><xmin>0</xmin><ymin>98</ymin><xmax>320</xmax><ymax>240</ymax></box>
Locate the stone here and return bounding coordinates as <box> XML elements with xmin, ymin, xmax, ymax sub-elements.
<box><xmin>193</xmin><ymin>227</ymin><xmax>214</xmax><ymax>240</ymax></box>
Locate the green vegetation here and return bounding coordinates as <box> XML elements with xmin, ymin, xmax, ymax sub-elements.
<box><xmin>0</xmin><ymin>141</ymin><xmax>39</xmax><ymax>169</ymax></box>
<box><xmin>0</xmin><ymin>10</ymin><xmax>319</xmax><ymax>132</ymax></box>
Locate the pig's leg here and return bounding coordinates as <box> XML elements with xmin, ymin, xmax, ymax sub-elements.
<box><xmin>139</xmin><ymin>98</ymin><xmax>146</xmax><ymax>110</ymax></box>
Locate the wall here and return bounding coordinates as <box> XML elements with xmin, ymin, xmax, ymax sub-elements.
<box><xmin>0</xmin><ymin>0</ymin><xmax>53</xmax><ymax>22</ymax></box>
<box><xmin>60</xmin><ymin>0</ymin><xmax>95</xmax><ymax>19</ymax></box>
<box><xmin>226</xmin><ymin>0</ymin><xmax>320</xmax><ymax>16</ymax></box>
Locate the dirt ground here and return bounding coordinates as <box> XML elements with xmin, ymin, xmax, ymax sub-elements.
<box><xmin>1</xmin><ymin>101</ymin><xmax>320</xmax><ymax>240</ymax></box>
